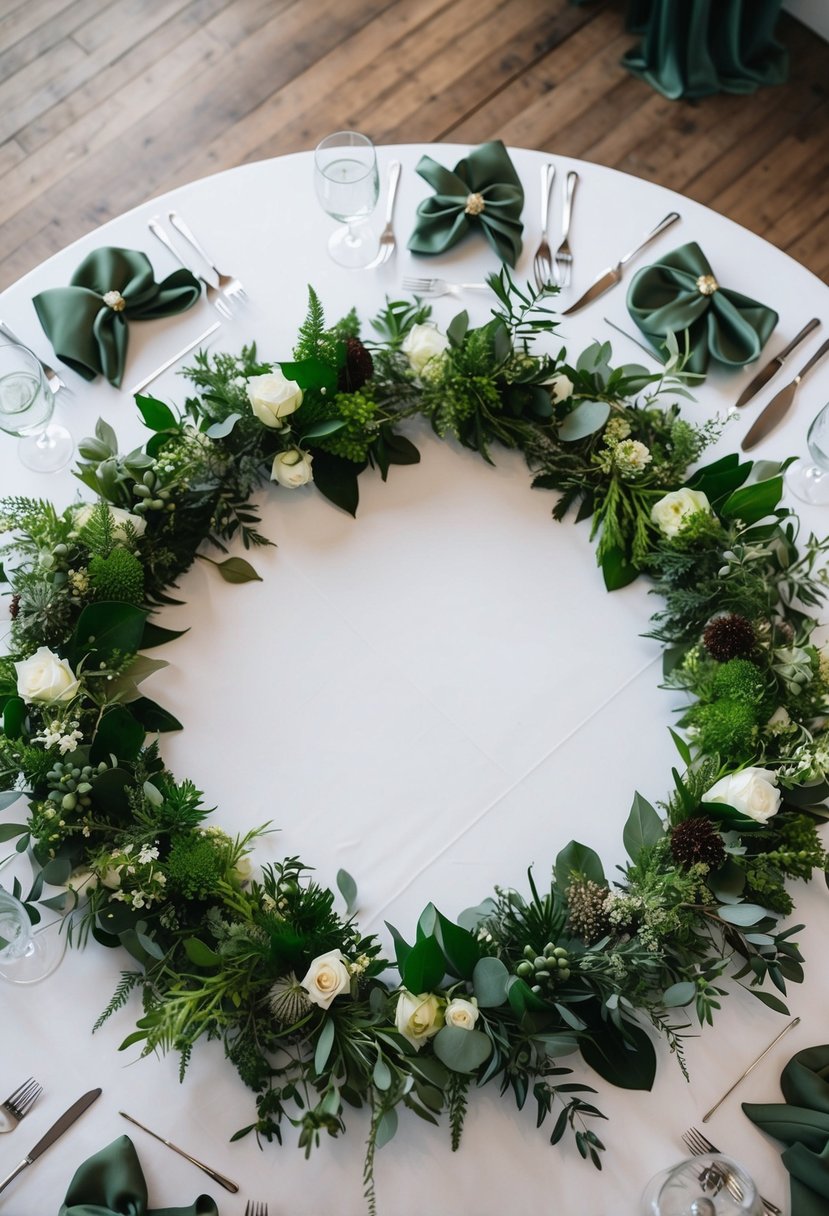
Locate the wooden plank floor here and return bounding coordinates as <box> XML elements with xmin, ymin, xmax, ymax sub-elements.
<box><xmin>0</xmin><ymin>0</ymin><xmax>827</xmax><ymax>290</ymax></box>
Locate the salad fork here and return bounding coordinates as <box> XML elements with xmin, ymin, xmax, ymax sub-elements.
<box><xmin>682</xmin><ymin>1126</ymin><xmax>781</xmax><ymax>1216</ymax></box>
<box><xmin>0</xmin><ymin>321</ymin><xmax>69</xmax><ymax>395</ymax></box>
<box><xmin>0</xmin><ymin>1078</ymin><xmax>42</xmax><ymax>1132</ymax></box>
<box><xmin>366</xmin><ymin>160</ymin><xmax>401</xmax><ymax>269</ymax></box>
<box><xmin>148</xmin><ymin>220</ymin><xmax>232</xmax><ymax>319</ymax></box>
<box><xmin>553</xmin><ymin>170</ymin><xmax>578</xmax><ymax>287</ymax></box>
<box><xmin>167</xmin><ymin>211</ymin><xmax>247</xmax><ymax>303</ymax></box>
<box><xmin>244</xmin><ymin>1203</ymin><xmax>268</xmax><ymax>1216</ymax></box>
<box><xmin>402</xmin><ymin>277</ymin><xmax>489</xmax><ymax>298</ymax></box>
<box><xmin>532</xmin><ymin>162</ymin><xmax>555</xmax><ymax>291</ymax></box>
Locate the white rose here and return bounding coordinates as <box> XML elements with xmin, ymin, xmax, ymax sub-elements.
<box><xmin>271</xmin><ymin>449</ymin><xmax>313</xmax><ymax>489</ymax></box>
<box><xmin>444</xmin><ymin>997</ymin><xmax>479</xmax><ymax>1031</ymax></box>
<box><xmin>14</xmin><ymin>647</ymin><xmax>80</xmax><ymax>704</ymax></box>
<box><xmin>650</xmin><ymin>488</ymin><xmax>712</xmax><ymax>537</ymax></box>
<box><xmin>100</xmin><ymin>867</ymin><xmax>122</xmax><ymax>890</ymax></box>
<box><xmin>65</xmin><ymin>866</ymin><xmax>98</xmax><ymax>902</ymax></box>
<box><xmin>300</xmin><ymin>949</ymin><xmax>352</xmax><ymax>1010</ymax></box>
<box><xmin>703</xmin><ymin>767</ymin><xmax>781</xmax><ymax>823</ymax></box>
<box><xmin>232</xmin><ymin>855</ymin><xmax>253</xmax><ymax>884</ymax></box>
<box><xmin>394</xmin><ymin>989</ymin><xmax>444</xmax><ymax>1050</ymax></box>
<box><xmin>548</xmin><ymin>373</ymin><xmax>574</xmax><ymax>403</ymax></box>
<box><xmin>401</xmin><ymin>324</ymin><xmax>449</xmax><ymax>378</ymax></box>
<box><xmin>74</xmin><ymin>503</ymin><xmax>146</xmax><ymax>540</ymax></box>
<box><xmin>246</xmin><ymin>370</ymin><xmax>303</xmax><ymax>427</ymax></box>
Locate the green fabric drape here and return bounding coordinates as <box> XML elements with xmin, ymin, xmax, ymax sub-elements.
<box><xmin>33</xmin><ymin>247</ymin><xmax>201</xmax><ymax>388</ymax></box>
<box><xmin>626</xmin><ymin>241</ymin><xmax>777</xmax><ymax>375</ymax></box>
<box><xmin>407</xmin><ymin>140</ymin><xmax>524</xmax><ymax>266</ymax></box>
<box><xmin>744</xmin><ymin>1045</ymin><xmax>829</xmax><ymax>1216</ymax></box>
<box><xmin>622</xmin><ymin>0</ymin><xmax>788</xmax><ymax>100</ymax></box>
<box><xmin>59</xmin><ymin>1135</ymin><xmax>219</xmax><ymax>1216</ymax></box>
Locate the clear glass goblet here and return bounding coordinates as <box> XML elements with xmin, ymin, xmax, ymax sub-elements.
<box><xmin>0</xmin><ymin>342</ymin><xmax>73</xmax><ymax>473</ymax></box>
<box><xmin>642</xmin><ymin>1154</ymin><xmax>762</xmax><ymax>1216</ymax></box>
<box><xmin>786</xmin><ymin>400</ymin><xmax>829</xmax><ymax>504</ymax></box>
<box><xmin>0</xmin><ymin>888</ymin><xmax>65</xmax><ymax>984</ymax></box>
<box><xmin>314</xmin><ymin>131</ymin><xmax>380</xmax><ymax>269</ymax></box>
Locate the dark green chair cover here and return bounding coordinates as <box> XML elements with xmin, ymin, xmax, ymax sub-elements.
<box><xmin>59</xmin><ymin>1135</ymin><xmax>219</xmax><ymax>1216</ymax></box>
<box><xmin>622</xmin><ymin>0</ymin><xmax>788</xmax><ymax>100</ymax></box>
<box><xmin>33</xmin><ymin>247</ymin><xmax>201</xmax><ymax>388</ymax></box>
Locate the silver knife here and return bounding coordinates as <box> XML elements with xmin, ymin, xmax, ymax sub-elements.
<box><xmin>120</xmin><ymin>1111</ymin><xmax>239</xmax><ymax>1193</ymax></box>
<box><xmin>0</xmin><ymin>1087</ymin><xmax>102</xmax><ymax>1196</ymax></box>
<box><xmin>741</xmin><ymin>336</ymin><xmax>829</xmax><ymax>452</ymax></box>
<box><xmin>562</xmin><ymin>211</ymin><xmax>680</xmax><ymax>316</ymax></box>
<box><xmin>736</xmin><ymin>317</ymin><xmax>821</xmax><ymax>407</ymax></box>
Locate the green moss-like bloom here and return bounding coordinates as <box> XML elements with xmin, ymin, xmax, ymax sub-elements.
<box><xmin>165</xmin><ymin>833</ymin><xmax>225</xmax><ymax>900</ymax></box>
<box><xmin>711</xmin><ymin>658</ymin><xmax>766</xmax><ymax>706</ymax></box>
<box><xmin>88</xmin><ymin>549</ymin><xmax>144</xmax><ymax>604</ymax></box>
<box><xmin>695</xmin><ymin>698</ymin><xmax>758</xmax><ymax>758</ymax></box>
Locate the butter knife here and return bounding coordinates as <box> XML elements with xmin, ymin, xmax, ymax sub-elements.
<box><xmin>0</xmin><ymin>1087</ymin><xmax>102</xmax><ymax>1196</ymax></box>
<box><xmin>562</xmin><ymin>211</ymin><xmax>680</xmax><ymax>316</ymax></box>
<box><xmin>741</xmin><ymin>336</ymin><xmax>829</xmax><ymax>452</ymax></box>
<box><xmin>736</xmin><ymin>317</ymin><xmax>821</xmax><ymax>407</ymax></box>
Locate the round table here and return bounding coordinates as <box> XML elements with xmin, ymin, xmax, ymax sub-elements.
<box><xmin>1</xmin><ymin>145</ymin><xmax>828</xmax><ymax>1216</ymax></box>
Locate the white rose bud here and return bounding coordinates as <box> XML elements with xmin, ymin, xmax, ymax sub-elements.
<box><xmin>65</xmin><ymin>866</ymin><xmax>98</xmax><ymax>903</ymax></box>
<box><xmin>548</xmin><ymin>373</ymin><xmax>574</xmax><ymax>403</ymax></box>
<box><xmin>300</xmin><ymin>949</ymin><xmax>352</xmax><ymax>1010</ymax></box>
<box><xmin>394</xmin><ymin>989</ymin><xmax>444</xmax><ymax>1050</ymax></box>
<box><xmin>14</xmin><ymin>647</ymin><xmax>80</xmax><ymax>704</ymax></box>
<box><xmin>246</xmin><ymin>370</ymin><xmax>303</xmax><ymax>427</ymax></box>
<box><xmin>401</xmin><ymin>323</ymin><xmax>449</xmax><ymax>379</ymax></box>
<box><xmin>650</xmin><ymin>488</ymin><xmax>711</xmax><ymax>538</ymax></box>
<box><xmin>703</xmin><ymin>767</ymin><xmax>781</xmax><ymax>824</ymax></box>
<box><xmin>271</xmin><ymin>449</ymin><xmax>313</xmax><ymax>489</ymax></box>
<box><xmin>74</xmin><ymin>503</ymin><xmax>146</xmax><ymax>540</ymax></box>
<box><xmin>444</xmin><ymin>996</ymin><xmax>479</xmax><ymax>1031</ymax></box>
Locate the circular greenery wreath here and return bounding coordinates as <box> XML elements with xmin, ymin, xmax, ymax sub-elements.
<box><xmin>1</xmin><ymin>273</ymin><xmax>828</xmax><ymax>1213</ymax></box>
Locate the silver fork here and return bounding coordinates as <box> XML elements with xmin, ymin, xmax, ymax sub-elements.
<box><xmin>553</xmin><ymin>170</ymin><xmax>578</xmax><ymax>287</ymax></box>
<box><xmin>683</xmin><ymin>1126</ymin><xmax>782</xmax><ymax>1216</ymax></box>
<box><xmin>167</xmin><ymin>211</ymin><xmax>247</xmax><ymax>303</ymax></box>
<box><xmin>532</xmin><ymin>162</ymin><xmax>555</xmax><ymax>291</ymax></box>
<box><xmin>402</xmin><ymin>277</ymin><xmax>489</xmax><ymax>298</ymax></box>
<box><xmin>366</xmin><ymin>160</ymin><xmax>401</xmax><ymax>269</ymax></box>
<box><xmin>148</xmin><ymin>219</ymin><xmax>232</xmax><ymax>319</ymax></box>
<box><xmin>0</xmin><ymin>1078</ymin><xmax>42</xmax><ymax>1132</ymax></box>
<box><xmin>0</xmin><ymin>321</ymin><xmax>69</xmax><ymax>395</ymax></box>
<box><xmin>244</xmin><ymin>1202</ymin><xmax>268</xmax><ymax>1216</ymax></box>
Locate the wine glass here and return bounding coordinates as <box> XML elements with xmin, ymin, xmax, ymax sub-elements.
<box><xmin>314</xmin><ymin>131</ymin><xmax>380</xmax><ymax>268</ymax></box>
<box><xmin>0</xmin><ymin>888</ymin><xmax>65</xmax><ymax>984</ymax></box>
<box><xmin>786</xmin><ymin>400</ymin><xmax>829</xmax><ymax>504</ymax></box>
<box><xmin>0</xmin><ymin>342</ymin><xmax>74</xmax><ymax>472</ymax></box>
<box><xmin>641</xmin><ymin>1154</ymin><xmax>762</xmax><ymax>1216</ymax></box>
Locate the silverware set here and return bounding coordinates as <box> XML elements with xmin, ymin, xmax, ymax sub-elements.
<box><xmin>682</xmin><ymin>1126</ymin><xmax>781</xmax><ymax>1216</ymax></box>
<box><xmin>402</xmin><ymin>276</ymin><xmax>489</xmax><ymax>298</ymax></box>
<box><xmin>741</xmin><ymin>328</ymin><xmax>828</xmax><ymax>451</ymax></box>
<box><xmin>0</xmin><ymin>1077</ymin><xmax>42</xmax><ymax>1132</ymax></box>
<box><xmin>532</xmin><ymin>164</ymin><xmax>580</xmax><ymax>292</ymax></box>
<box><xmin>0</xmin><ymin>1086</ymin><xmax>101</xmax><ymax>1197</ymax></box>
<box><xmin>148</xmin><ymin>213</ymin><xmax>247</xmax><ymax>319</ymax></box>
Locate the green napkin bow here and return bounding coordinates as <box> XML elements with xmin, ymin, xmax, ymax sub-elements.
<box><xmin>744</xmin><ymin>1044</ymin><xmax>829</xmax><ymax>1216</ymax></box>
<box><xmin>60</xmin><ymin>1135</ymin><xmax>219</xmax><ymax>1216</ymax></box>
<box><xmin>626</xmin><ymin>240</ymin><xmax>778</xmax><ymax>375</ymax></box>
<box><xmin>33</xmin><ymin>247</ymin><xmax>201</xmax><ymax>388</ymax></box>
<box><xmin>407</xmin><ymin>140</ymin><xmax>524</xmax><ymax>267</ymax></box>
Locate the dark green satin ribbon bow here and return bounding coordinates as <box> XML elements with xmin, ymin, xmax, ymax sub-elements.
<box><xmin>407</xmin><ymin>140</ymin><xmax>524</xmax><ymax>267</ymax></box>
<box><xmin>59</xmin><ymin>1135</ymin><xmax>219</xmax><ymax>1216</ymax></box>
<box><xmin>626</xmin><ymin>241</ymin><xmax>777</xmax><ymax>375</ymax></box>
<box><xmin>33</xmin><ymin>247</ymin><xmax>201</xmax><ymax>388</ymax></box>
<box><xmin>744</xmin><ymin>1044</ymin><xmax>829</xmax><ymax>1216</ymax></box>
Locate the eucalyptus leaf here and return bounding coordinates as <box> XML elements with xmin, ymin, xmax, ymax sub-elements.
<box><xmin>717</xmin><ymin>904</ymin><xmax>770</xmax><ymax>927</ymax></box>
<box><xmin>662</xmin><ymin>981</ymin><xmax>696</xmax><ymax>1008</ymax></box>
<box><xmin>472</xmin><ymin>956</ymin><xmax>510</xmax><ymax>1008</ymax></box>
<box><xmin>314</xmin><ymin>1017</ymin><xmax>336</xmax><ymax>1074</ymax></box>
<box><xmin>375</xmin><ymin>1107</ymin><xmax>398</xmax><ymax>1149</ymax></box>
<box><xmin>337</xmin><ymin>868</ymin><xmax>358</xmax><ymax>916</ymax></box>
<box><xmin>433</xmin><ymin>1026</ymin><xmax>492</xmax><ymax>1073</ymax></box>
<box><xmin>205</xmin><ymin>413</ymin><xmax>242</xmax><ymax>439</ymax></box>
<box><xmin>557</xmin><ymin>401</ymin><xmax>610</xmax><ymax>442</ymax></box>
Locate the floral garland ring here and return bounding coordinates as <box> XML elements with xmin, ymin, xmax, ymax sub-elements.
<box><xmin>1</xmin><ymin>273</ymin><xmax>828</xmax><ymax>1213</ymax></box>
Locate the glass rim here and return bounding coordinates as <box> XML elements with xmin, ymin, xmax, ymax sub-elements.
<box><xmin>314</xmin><ymin>131</ymin><xmax>377</xmax><ymax>181</ymax></box>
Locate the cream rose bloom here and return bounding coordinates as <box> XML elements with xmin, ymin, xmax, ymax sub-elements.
<box><xmin>73</xmin><ymin>503</ymin><xmax>146</xmax><ymax>540</ymax></box>
<box><xmin>548</xmin><ymin>373</ymin><xmax>574</xmax><ymax>403</ymax></box>
<box><xmin>703</xmin><ymin>767</ymin><xmax>781</xmax><ymax>823</ymax></box>
<box><xmin>271</xmin><ymin>449</ymin><xmax>313</xmax><ymax>488</ymax></box>
<box><xmin>444</xmin><ymin>997</ymin><xmax>479</xmax><ymax>1030</ymax></box>
<box><xmin>300</xmin><ymin>949</ymin><xmax>352</xmax><ymax>1010</ymax></box>
<box><xmin>246</xmin><ymin>370</ymin><xmax>303</xmax><ymax>427</ymax></box>
<box><xmin>401</xmin><ymin>324</ymin><xmax>449</xmax><ymax>378</ymax></box>
<box><xmin>395</xmin><ymin>990</ymin><xmax>444</xmax><ymax>1050</ymax></box>
<box><xmin>15</xmin><ymin>647</ymin><xmax>79</xmax><ymax>704</ymax></box>
<box><xmin>651</xmin><ymin>488</ymin><xmax>711</xmax><ymax>537</ymax></box>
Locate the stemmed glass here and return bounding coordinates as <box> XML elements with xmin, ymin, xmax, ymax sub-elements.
<box><xmin>641</xmin><ymin>1154</ymin><xmax>762</xmax><ymax>1216</ymax></box>
<box><xmin>314</xmin><ymin>131</ymin><xmax>380</xmax><ymax>268</ymax></box>
<box><xmin>786</xmin><ymin>401</ymin><xmax>829</xmax><ymax>504</ymax></box>
<box><xmin>0</xmin><ymin>342</ymin><xmax>73</xmax><ymax>472</ymax></box>
<box><xmin>0</xmin><ymin>888</ymin><xmax>65</xmax><ymax>984</ymax></box>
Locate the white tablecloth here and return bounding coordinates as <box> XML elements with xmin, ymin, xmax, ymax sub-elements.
<box><xmin>1</xmin><ymin>145</ymin><xmax>828</xmax><ymax>1216</ymax></box>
